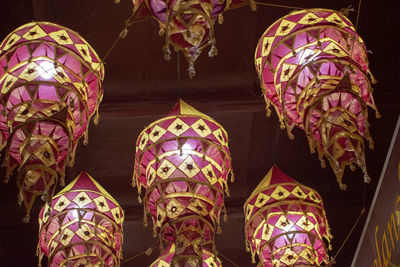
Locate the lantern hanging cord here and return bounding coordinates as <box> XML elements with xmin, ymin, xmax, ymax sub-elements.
<box><xmin>355</xmin><ymin>0</ymin><xmax>362</xmax><ymax>30</ymax></box>
<box><xmin>254</xmin><ymin>1</ymin><xmax>303</xmax><ymax>10</ymax></box>
<box><xmin>216</xmin><ymin>250</ymin><xmax>240</xmax><ymax>267</ymax></box>
<box><xmin>330</xmin><ymin>208</ymin><xmax>366</xmax><ymax>263</ymax></box>
<box><xmin>121</xmin><ymin>242</ymin><xmax>158</xmax><ymax>263</ymax></box>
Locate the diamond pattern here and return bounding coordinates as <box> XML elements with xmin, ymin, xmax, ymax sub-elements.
<box><xmin>22</xmin><ymin>24</ymin><xmax>47</xmax><ymax>40</ymax></box>
<box><xmin>296</xmin><ymin>216</ymin><xmax>315</xmax><ymax>232</ymax></box>
<box><xmin>292</xmin><ymin>185</ymin><xmax>307</xmax><ymax>199</ymax></box>
<box><xmin>156</xmin><ymin>159</ymin><xmax>176</xmax><ymax>179</ymax></box>
<box><xmin>280</xmin><ymin>63</ymin><xmax>297</xmax><ymax>82</ymax></box>
<box><xmin>274</xmin><ymin>215</ymin><xmax>295</xmax><ymax>231</ymax></box>
<box><xmin>275</xmin><ymin>19</ymin><xmax>297</xmax><ymax>36</ymax></box>
<box><xmin>212</xmin><ymin>128</ymin><xmax>226</xmax><ymax>145</ymax></box>
<box><xmin>156</xmin><ymin>206</ymin><xmax>166</xmax><ymax>227</ymax></box>
<box><xmin>178</xmin><ymin>155</ymin><xmax>200</xmax><ymax>178</ymax></box>
<box><xmin>201</xmin><ymin>164</ymin><xmax>218</xmax><ymax>185</ymax></box>
<box><xmin>187</xmin><ymin>198</ymin><xmax>208</xmax><ymax>216</ymax></box>
<box><xmin>53</xmin><ymin>195</ymin><xmax>72</xmax><ymax>212</ymax></box>
<box><xmin>138</xmin><ymin>132</ymin><xmax>149</xmax><ymax>151</ymax></box>
<box><xmin>149</xmin><ymin>125</ymin><xmax>167</xmax><ymax>143</ymax></box>
<box><xmin>191</xmin><ymin>119</ymin><xmax>212</xmax><ymax>137</ymax></box>
<box><xmin>323</xmin><ymin>42</ymin><xmax>347</xmax><ymax>57</ymax></box>
<box><xmin>299</xmin><ymin>248</ymin><xmax>315</xmax><ymax>264</ymax></box>
<box><xmin>48</xmin><ymin>29</ymin><xmax>73</xmax><ymax>45</ymax></box>
<box><xmin>93</xmin><ymin>196</ymin><xmax>110</xmax><ymax>212</ymax></box>
<box><xmin>1</xmin><ymin>75</ymin><xmax>18</xmax><ymax>94</ymax></box>
<box><xmin>19</xmin><ymin>62</ymin><xmax>41</xmax><ymax>81</ymax></box>
<box><xmin>270</xmin><ymin>186</ymin><xmax>290</xmax><ymax>200</ymax></box>
<box><xmin>60</xmin><ymin>227</ymin><xmax>74</xmax><ymax>246</ymax></box>
<box><xmin>72</xmin><ymin>192</ymin><xmax>92</xmax><ymax>207</ymax></box>
<box><xmin>298</xmin><ymin>12</ymin><xmax>323</xmax><ymax>24</ymax></box>
<box><xmin>280</xmin><ymin>248</ymin><xmax>300</xmax><ymax>265</ymax></box>
<box><xmin>147</xmin><ymin>167</ymin><xmax>157</xmax><ymax>185</ymax></box>
<box><xmin>166</xmin><ymin>199</ymin><xmax>185</xmax><ymax>219</ymax></box>
<box><xmin>75</xmin><ymin>224</ymin><xmax>95</xmax><ymax>241</ymax></box>
<box><xmin>167</xmin><ymin>118</ymin><xmax>190</xmax><ymax>135</ymax></box>
<box><xmin>3</xmin><ymin>33</ymin><xmax>21</xmax><ymax>51</ymax></box>
<box><xmin>75</xmin><ymin>44</ymin><xmax>92</xmax><ymax>62</ymax></box>
<box><xmin>111</xmin><ymin>207</ymin><xmax>122</xmax><ymax>224</ymax></box>
<box><xmin>254</xmin><ymin>193</ymin><xmax>270</xmax><ymax>208</ymax></box>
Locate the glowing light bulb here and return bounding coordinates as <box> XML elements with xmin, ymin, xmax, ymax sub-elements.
<box><xmin>37</xmin><ymin>61</ymin><xmax>56</xmax><ymax>79</ymax></box>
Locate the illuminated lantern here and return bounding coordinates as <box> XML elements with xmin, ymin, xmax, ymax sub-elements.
<box><xmin>0</xmin><ymin>22</ymin><xmax>104</xmax><ymax>220</ymax></box>
<box><xmin>133</xmin><ymin>99</ymin><xmax>232</xmax><ymax>265</ymax></box>
<box><xmin>132</xmin><ymin>0</ymin><xmax>231</xmax><ymax>78</ymax></box>
<box><xmin>254</xmin><ymin>8</ymin><xmax>379</xmax><ymax>189</ymax></box>
<box><xmin>38</xmin><ymin>171</ymin><xmax>124</xmax><ymax>266</ymax></box>
<box><xmin>244</xmin><ymin>165</ymin><xmax>332</xmax><ymax>266</ymax></box>
<box><xmin>150</xmin><ymin>244</ymin><xmax>222</xmax><ymax>266</ymax></box>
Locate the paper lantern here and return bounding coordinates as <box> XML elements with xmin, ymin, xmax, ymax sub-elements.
<box><xmin>254</xmin><ymin>8</ymin><xmax>379</xmax><ymax>189</ymax></box>
<box><xmin>132</xmin><ymin>0</ymin><xmax>231</xmax><ymax>78</ymax></box>
<box><xmin>0</xmin><ymin>22</ymin><xmax>104</xmax><ymax>220</ymax></box>
<box><xmin>133</xmin><ymin>99</ymin><xmax>232</xmax><ymax>265</ymax></box>
<box><xmin>38</xmin><ymin>171</ymin><xmax>124</xmax><ymax>266</ymax></box>
<box><xmin>150</xmin><ymin>244</ymin><xmax>222</xmax><ymax>267</ymax></box>
<box><xmin>244</xmin><ymin>165</ymin><xmax>332</xmax><ymax>266</ymax></box>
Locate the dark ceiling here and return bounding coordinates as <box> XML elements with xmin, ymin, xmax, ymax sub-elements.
<box><xmin>0</xmin><ymin>0</ymin><xmax>399</xmax><ymax>266</ymax></box>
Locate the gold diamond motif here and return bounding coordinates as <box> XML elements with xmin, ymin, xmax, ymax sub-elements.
<box><xmin>166</xmin><ymin>199</ymin><xmax>185</xmax><ymax>219</ymax></box>
<box><xmin>167</xmin><ymin>118</ymin><xmax>190</xmax><ymax>136</ymax></box>
<box><xmin>292</xmin><ymin>185</ymin><xmax>307</xmax><ymax>200</ymax></box>
<box><xmin>254</xmin><ymin>193</ymin><xmax>270</xmax><ymax>208</ymax></box>
<box><xmin>156</xmin><ymin>206</ymin><xmax>166</xmax><ymax>227</ymax></box>
<box><xmin>323</xmin><ymin>42</ymin><xmax>347</xmax><ymax>57</ymax></box>
<box><xmin>48</xmin><ymin>29</ymin><xmax>73</xmax><ymax>45</ymax></box>
<box><xmin>22</xmin><ymin>24</ymin><xmax>47</xmax><ymax>40</ymax></box>
<box><xmin>60</xmin><ymin>227</ymin><xmax>74</xmax><ymax>246</ymax></box>
<box><xmin>298</xmin><ymin>12</ymin><xmax>324</xmax><ymax>24</ymax></box>
<box><xmin>308</xmin><ymin>191</ymin><xmax>321</xmax><ymax>203</ymax></box>
<box><xmin>93</xmin><ymin>196</ymin><xmax>110</xmax><ymax>212</ymax></box>
<box><xmin>72</xmin><ymin>192</ymin><xmax>92</xmax><ymax>207</ymax></box>
<box><xmin>147</xmin><ymin>167</ymin><xmax>157</xmax><ymax>185</ymax></box>
<box><xmin>255</xmin><ymin>57</ymin><xmax>263</xmax><ymax>74</ymax></box>
<box><xmin>275</xmin><ymin>19</ymin><xmax>297</xmax><ymax>36</ymax></box>
<box><xmin>149</xmin><ymin>125</ymin><xmax>167</xmax><ymax>143</ymax></box>
<box><xmin>19</xmin><ymin>62</ymin><xmax>41</xmax><ymax>81</ymax></box>
<box><xmin>280</xmin><ymin>248</ymin><xmax>300</xmax><ymax>265</ymax></box>
<box><xmin>262</xmin><ymin>36</ymin><xmax>274</xmax><ymax>57</ymax></box>
<box><xmin>53</xmin><ymin>66</ymin><xmax>71</xmax><ymax>83</ymax></box>
<box><xmin>274</xmin><ymin>215</ymin><xmax>295</xmax><ymax>231</ymax></box>
<box><xmin>296</xmin><ymin>216</ymin><xmax>315</xmax><ymax>232</ymax></box>
<box><xmin>262</xmin><ymin>223</ymin><xmax>274</xmax><ymax>241</ymax></box>
<box><xmin>191</xmin><ymin>119</ymin><xmax>212</xmax><ymax>137</ymax></box>
<box><xmin>3</xmin><ymin>33</ymin><xmax>21</xmax><ymax>51</ymax></box>
<box><xmin>33</xmin><ymin>141</ymin><xmax>56</xmax><ymax>167</ymax></box>
<box><xmin>299</xmin><ymin>248</ymin><xmax>315</xmax><ymax>263</ymax></box>
<box><xmin>201</xmin><ymin>164</ymin><xmax>218</xmax><ymax>185</ymax></box>
<box><xmin>111</xmin><ymin>207</ymin><xmax>122</xmax><ymax>224</ymax></box>
<box><xmin>138</xmin><ymin>132</ymin><xmax>149</xmax><ymax>151</ymax></box>
<box><xmin>157</xmin><ymin>159</ymin><xmax>176</xmax><ymax>179</ymax></box>
<box><xmin>245</xmin><ymin>204</ymin><xmax>254</xmax><ymax>220</ymax></box>
<box><xmin>325</xmin><ymin>13</ymin><xmax>348</xmax><ymax>28</ymax></box>
<box><xmin>72</xmin><ymin>82</ymin><xmax>88</xmax><ymax>101</ymax></box>
<box><xmin>178</xmin><ymin>155</ymin><xmax>200</xmax><ymax>178</ymax></box>
<box><xmin>76</xmin><ymin>224</ymin><xmax>95</xmax><ymax>241</ymax></box>
<box><xmin>53</xmin><ymin>195</ymin><xmax>71</xmax><ymax>212</ymax></box>
<box><xmin>188</xmin><ymin>199</ymin><xmax>208</xmax><ymax>216</ymax></box>
<box><xmin>1</xmin><ymin>75</ymin><xmax>17</xmax><ymax>94</ymax></box>
<box><xmin>280</xmin><ymin>63</ymin><xmax>297</xmax><ymax>82</ymax></box>
<box><xmin>270</xmin><ymin>186</ymin><xmax>291</xmax><ymax>200</ymax></box>
<box><xmin>212</xmin><ymin>128</ymin><xmax>226</xmax><ymax>146</ymax></box>
<box><xmin>75</xmin><ymin>44</ymin><xmax>92</xmax><ymax>62</ymax></box>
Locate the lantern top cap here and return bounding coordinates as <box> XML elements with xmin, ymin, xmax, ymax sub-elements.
<box><xmin>54</xmin><ymin>171</ymin><xmax>119</xmax><ymax>205</ymax></box>
<box><xmin>167</xmin><ymin>99</ymin><xmax>213</xmax><ymax>120</ymax></box>
<box><xmin>247</xmin><ymin>165</ymin><xmax>321</xmax><ymax>201</ymax></box>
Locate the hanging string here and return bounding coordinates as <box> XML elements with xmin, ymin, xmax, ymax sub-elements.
<box><xmin>254</xmin><ymin>1</ymin><xmax>303</xmax><ymax>10</ymax></box>
<box><xmin>355</xmin><ymin>0</ymin><xmax>362</xmax><ymax>30</ymax></box>
<box><xmin>176</xmin><ymin>51</ymin><xmax>183</xmax><ymax>99</ymax></box>
<box><xmin>120</xmin><ymin>242</ymin><xmax>158</xmax><ymax>263</ymax></box>
<box><xmin>217</xmin><ymin>250</ymin><xmax>240</xmax><ymax>267</ymax></box>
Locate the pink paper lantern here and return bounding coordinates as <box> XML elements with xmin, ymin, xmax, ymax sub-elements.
<box><xmin>244</xmin><ymin>165</ymin><xmax>332</xmax><ymax>266</ymax></box>
<box><xmin>38</xmin><ymin>171</ymin><xmax>124</xmax><ymax>266</ymax></box>
<box><xmin>0</xmin><ymin>22</ymin><xmax>104</xmax><ymax>220</ymax></box>
<box><xmin>132</xmin><ymin>0</ymin><xmax>230</xmax><ymax>78</ymax></box>
<box><xmin>254</xmin><ymin>8</ymin><xmax>379</xmax><ymax>189</ymax></box>
<box><xmin>133</xmin><ymin>99</ymin><xmax>232</xmax><ymax>265</ymax></box>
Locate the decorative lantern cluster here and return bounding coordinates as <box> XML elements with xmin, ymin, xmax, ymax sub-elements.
<box><xmin>254</xmin><ymin>8</ymin><xmax>379</xmax><ymax>189</ymax></box>
<box><xmin>0</xmin><ymin>22</ymin><xmax>104</xmax><ymax>220</ymax></box>
<box><xmin>38</xmin><ymin>171</ymin><xmax>124</xmax><ymax>266</ymax></box>
<box><xmin>244</xmin><ymin>165</ymin><xmax>332</xmax><ymax>266</ymax></box>
<box><xmin>132</xmin><ymin>0</ymin><xmax>231</xmax><ymax>78</ymax></box>
<box><xmin>133</xmin><ymin>99</ymin><xmax>232</xmax><ymax>266</ymax></box>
